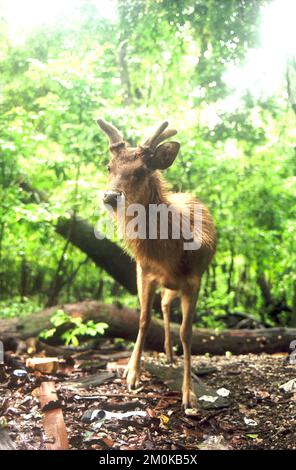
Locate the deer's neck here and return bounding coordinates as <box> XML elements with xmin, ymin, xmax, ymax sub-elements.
<box><xmin>121</xmin><ymin>172</ymin><xmax>172</xmax><ymax>257</ymax></box>
<box><xmin>140</xmin><ymin>172</ymin><xmax>170</xmax><ymax>206</ymax></box>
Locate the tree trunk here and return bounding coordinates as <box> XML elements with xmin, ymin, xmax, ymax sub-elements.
<box><xmin>290</xmin><ymin>280</ymin><xmax>296</xmax><ymax>327</ymax></box>
<box><xmin>257</xmin><ymin>274</ymin><xmax>273</xmax><ymax>307</ymax></box>
<box><xmin>1</xmin><ymin>301</ymin><xmax>295</xmax><ymax>355</ymax></box>
<box><xmin>286</xmin><ymin>57</ymin><xmax>296</xmax><ymax>116</ymax></box>
<box><xmin>119</xmin><ymin>40</ymin><xmax>133</xmax><ymax>105</ymax></box>
<box><xmin>55</xmin><ymin>216</ymin><xmax>137</xmax><ymax>294</ymax></box>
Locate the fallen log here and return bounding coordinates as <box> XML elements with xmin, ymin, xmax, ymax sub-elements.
<box><xmin>0</xmin><ymin>301</ymin><xmax>296</xmax><ymax>355</ymax></box>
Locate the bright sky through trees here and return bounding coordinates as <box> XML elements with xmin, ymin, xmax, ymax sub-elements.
<box><xmin>1</xmin><ymin>0</ymin><xmax>295</xmax><ymax>98</ymax></box>
<box><xmin>224</xmin><ymin>0</ymin><xmax>296</xmax><ymax>97</ymax></box>
<box><xmin>0</xmin><ymin>0</ymin><xmax>117</xmax><ymax>33</ymax></box>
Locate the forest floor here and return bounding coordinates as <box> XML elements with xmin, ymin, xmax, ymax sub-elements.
<box><xmin>0</xmin><ymin>346</ymin><xmax>295</xmax><ymax>450</ymax></box>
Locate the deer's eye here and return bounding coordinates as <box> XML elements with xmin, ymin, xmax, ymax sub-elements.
<box><xmin>107</xmin><ymin>164</ymin><xmax>111</xmax><ymax>172</ymax></box>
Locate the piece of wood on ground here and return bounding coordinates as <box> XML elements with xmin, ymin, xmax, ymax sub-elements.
<box><xmin>74</xmin><ymin>391</ymin><xmax>180</xmax><ymax>401</ymax></box>
<box><xmin>0</xmin><ymin>428</ymin><xmax>16</xmax><ymax>450</ymax></box>
<box><xmin>39</xmin><ymin>381</ymin><xmax>69</xmax><ymax>450</ymax></box>
<box><xmin>26</xmin><ymin>357</ymin><xmax>59</xmax><ymax>374</ymax></box>
<box><xmin>78</xmin><ymin>360</ymin><xmax>107</xmax><ymax>371</ymax></box>
<box><xmin>33</xmin><ymin>339</ymin><xmax>74</xmax><ymax>358</ymax></box>
<box><xmin>144</xmin><ymin>362</ymin><xmax>230</xmax><ymax>410</ymax></box>
<box><xmin>61</xmin><ymin>370</ymin><xmax>116</xmax><ymax>390</ymax></box>
<box><xmin>92</xmin><ymin>400</ymin><xmax>143</xmax><ymax>412</ymax></box>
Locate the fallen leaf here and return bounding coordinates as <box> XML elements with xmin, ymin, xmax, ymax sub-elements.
<box><xmin>198</xmin><ymin>434</ymin><xmax>232</xmax><ymax>450</ymax></box>
<box><xmin>217</xmin><ymin>388</ymin><xmax>230</xmax><ymax>397</ymax></box>
<box><xmin>185</xmin><ymin>408</ymin><xmax>199</xmax><ymax>417</ymax></box>
<box><xmin>239</xmin><ymin>404</ymin><xmax>247</xmax><ymax>413</ymax></box>
<box><xmin>244</xmin><ymin>417</ymin><xmax>258</xmax><ymax>426</ymax></box>
<box><xmin>159</xmin><ymin>414</ymin><xmax>169</xmax><ymax>429</ymax></box>
<box><xmin>254</xmin><ymin>390</ymin><xmax>270</xmax><ymax>399</ymax></box>
<box><xmin>199</xmin><ymin>395</ymin><xmax>218</xmax><ymax>403</ymax></box>
<box><xmin>146</xmin><ymin>408</ymin><xmax>156</xmax><ymax>418</ymax></box>
<box><xmin>279</xmin><ymin>378</ymin><xmax>296</xmax><ymax>393</ymax></box>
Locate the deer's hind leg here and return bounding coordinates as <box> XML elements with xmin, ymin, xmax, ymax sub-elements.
<box><xmin>161</xmin><ymin>288</ymin><xmax>178</xmax><ymax>363</ymax></box>
<box><xmin>180</xmin><ymin>279</ymin><xmax>200</xmax><ymax>409</ymax></box>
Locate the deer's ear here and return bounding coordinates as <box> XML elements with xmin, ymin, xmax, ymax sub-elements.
<box><xmin>146</xmin><ymin>142</ymin><xmax>180</xmax><ymax>170</ymax></box>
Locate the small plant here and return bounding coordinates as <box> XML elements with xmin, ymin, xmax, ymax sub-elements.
<box><xmin>40</xmin><ymin>309</ymin><xmax>108</xmax><ymax>346</ymax></box>
<box><xmin>0</xmin><ymin>298</ymin><xmax>42</xmax><ymax>319</ymax></box>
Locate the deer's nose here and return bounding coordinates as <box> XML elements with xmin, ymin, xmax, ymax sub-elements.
<box><xmin>103</xmin><ymin>190</ymin><xmax>122</xmax><ymax>207</ymax></box>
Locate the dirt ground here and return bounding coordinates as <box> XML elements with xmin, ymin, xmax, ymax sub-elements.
<box><xmin>1</xmin><ymin>350</ymin><xmax>295</xmax><ymax>450</ymax></box>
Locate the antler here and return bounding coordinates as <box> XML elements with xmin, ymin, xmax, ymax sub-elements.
<box><xmin>152</xmin><ymin>128</ymin><xmax>177</xmax><ymax>148</ymax></box>
<box><xmin>97</xmin><ymin>119</ymin><xmax>177</xmax><ymax>152</ymax></box>
<box><xmin>142</xmin><ymin>121</ymin><xmax>177</xmax><ymax>150</ymax></box>
<box><xmin>97</xmin><ymin>119</ymin><xmax>124</xmax><ymax>146</ymax></box>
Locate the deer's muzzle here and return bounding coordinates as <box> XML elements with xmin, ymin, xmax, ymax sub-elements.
<box><xmin>103</xmin><ymin>190</ymin><xmax>122</xmax><ymax>208</ymax></box>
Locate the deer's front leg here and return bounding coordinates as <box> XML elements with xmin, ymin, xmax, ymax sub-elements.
<box><xmin>124</xmin><ymin>266</ymin><xmax>156</xmax><ymax>390</ymax></box>
<box><xmin>180</xmin><ymin>281</ymin><xmax>200</xmax><ymax>409</ymax></box>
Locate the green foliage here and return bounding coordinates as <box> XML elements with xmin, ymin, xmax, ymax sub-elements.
<box><xmin>0</xmin><ymin>297</ymin><xmax>42</xmax><ymax>319</ymax></box>
<box><xmin>0</xmin><ymin>0</ymin><xmax>295</xmax><ymax>327</ymax></box>
<box><xmin>40</xmin><ymin>309</ymin><xmax>108</xmax><ymax>346</ymax></box>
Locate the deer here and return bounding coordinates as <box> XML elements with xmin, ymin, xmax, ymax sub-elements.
<box><xmin>97</xmin><ymin>119</ymin><xmax>216</xmax><ymax>409</ymax></box>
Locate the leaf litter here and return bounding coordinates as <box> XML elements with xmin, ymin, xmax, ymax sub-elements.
<box><xmin>0</xmin><ymin>347</ymin><xmax>295</xmax><ymax>450</ymax></box>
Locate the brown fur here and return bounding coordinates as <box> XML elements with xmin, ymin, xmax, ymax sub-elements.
<box><xmin>122</xmin><ymin>171</ymin><xmax>216</xmax><ymax>290</ymax></box>
<box><xmin>100</xmin><ymin>122</ymin><xmax>216</xmax><ymax>409</ymax></box>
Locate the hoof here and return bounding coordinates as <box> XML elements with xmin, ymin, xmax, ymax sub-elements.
<box><xmin>166</xmin><ymin>357</ymin><xmax>175</xmax><ymax>365</ymax></box>
<box><xmin>124</xmin><ymin>364</ymin><xmax>141</xmax><ymax>390</ymax></box>
<box><xmin>182</xmin><ymin>388</ymin><xmax>198</xmax><ymax>410</ymax></box>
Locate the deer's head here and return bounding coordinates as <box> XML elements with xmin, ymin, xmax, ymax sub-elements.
<box><xmin>97</xmin><ymin>119</ymin><xmax>180</xmax><ymax>207</ymax></box>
